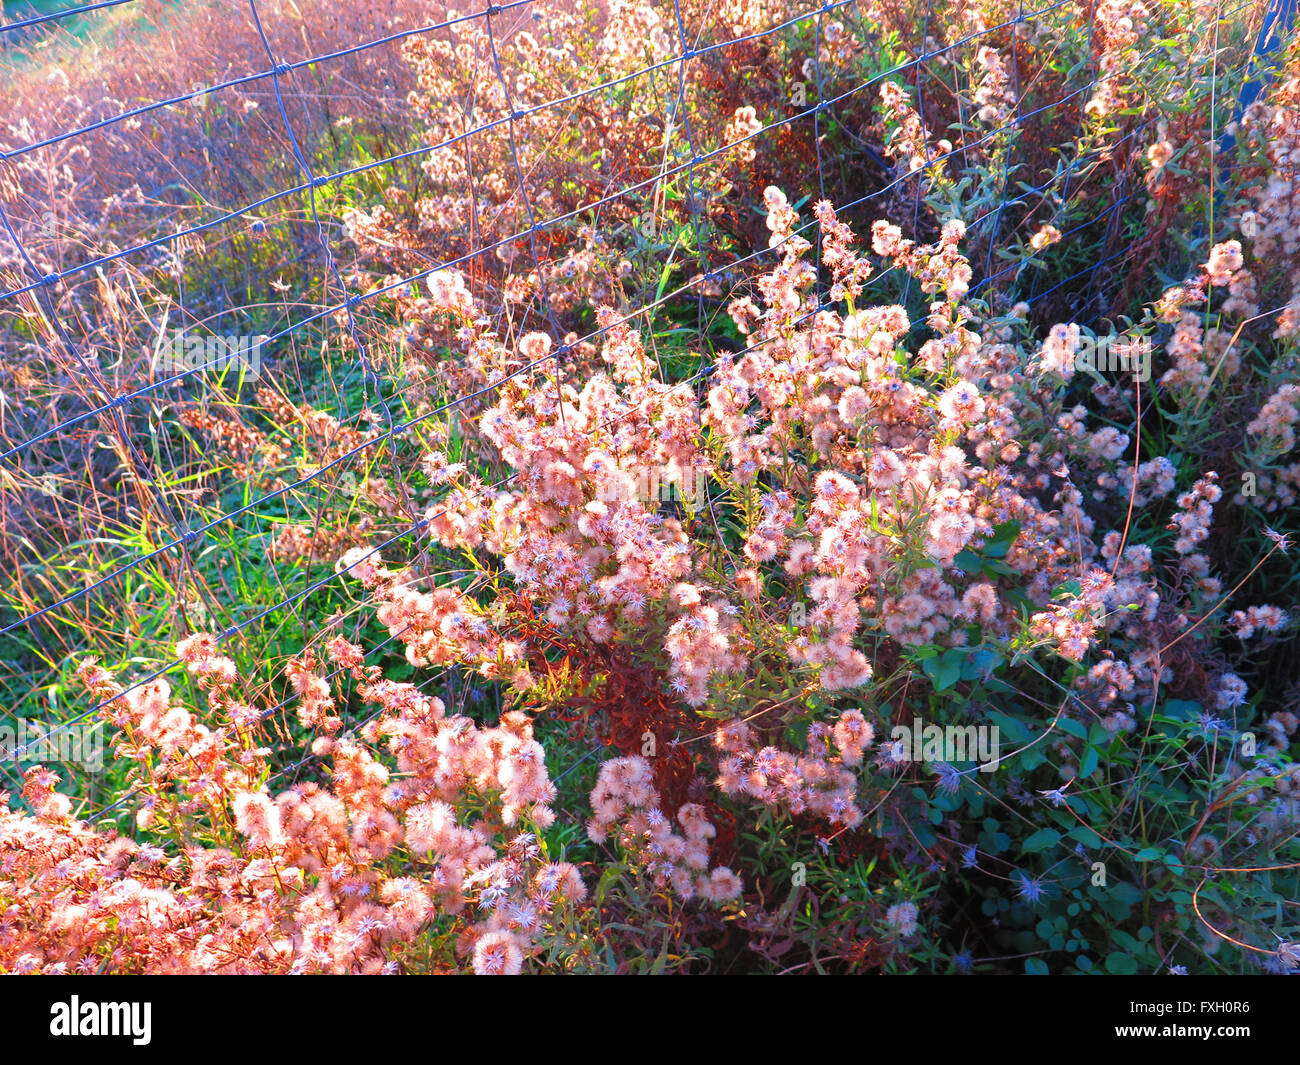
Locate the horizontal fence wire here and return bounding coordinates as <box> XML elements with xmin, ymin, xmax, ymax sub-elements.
<box><xmin>0</xmin><ymin>0</ymin><xmax>134</xmax><ymax>35</ymax></box>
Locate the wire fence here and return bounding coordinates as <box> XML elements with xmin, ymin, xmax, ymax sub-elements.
<box><xmin>0</xmin><ymin>0</ymin><xmax>1290</xmax><ymax>813</ymax></box>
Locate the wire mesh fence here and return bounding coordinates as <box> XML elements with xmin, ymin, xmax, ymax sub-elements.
<box><xmin>1</xmin><ymin>0</ymin><xmax>1299</xmax><ymax>976</ymax></box>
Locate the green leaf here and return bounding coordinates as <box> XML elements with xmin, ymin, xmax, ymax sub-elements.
<box><xmin>983</xmin><ymin>520</ymin><xmax>1021</xmax><ymax>559</ymax></box>
<box><xmin>1079</xmin><ymin>744</ymin><xmax>1100</xmax><ymax>779</ymax></box>
<box><xmin>1057</xmin><ymin>718</ymin><xmax>1089</xmax><ymax>741</ymax></box>
<box><xmin>923</xmin><ymin>649</ymin><xmax>964</xmax><ymax>692</ymax></box>
<box><xmin>1022</xmin><ymin>828</ymin><xmax>1062</xmax><ymax>854</ymax></box>
<box><xmin>961</xmin><ymin>646</ymin><xmax>1004</xmax><ymax>680</ymax></box>
<box><xmin>1105</xmin><ymin>951</ymin><xmax>1139</xmax><ymax>975</ymax></box>
<box><xmin>986</xmin><ymin>710</ymin><xmax>1033</xmax><ymax>745</ymax></box>
<box><xmin>1025</xmin><ymin>958</ymin><xmax>1049</xmax><ymax>975</ymax></box>
<box><xmin>1161</xmin><ymin>699</ymin><xmax>1202</xmax><ymax>722</ymax></box>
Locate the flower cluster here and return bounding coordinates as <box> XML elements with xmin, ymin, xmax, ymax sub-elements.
<box><xmin>1084</xmin><ymin>1</ymin><xmax>1151</xmax><ymax>118</ymax></box>
<box><xmin>0</xmin><ymin>638</ymin><xmax>583</xmax><ymax>974</ymax></box>
<box><xmin>713</xmin><ymin>714</ymin><xmax>871</xmax><ymax>829</ymax></box>
<box><xmin>1247</xmin><ymin>384</ymin><xmax>1300</xmax><ymax>457</ymax></box>
<box><xmin>1227</xmin><ymin>605</ymin><xmax>1289</xmax><ymax>640</ymax></box>
<box><xmin>1169</xmin><ymin>473</ymin><xmax>1222</xmax><ymax>555</ymax></box>
<box><xmin>586</xmin><ymin>756</ymin><xmax>741</xmax><ymax>903</ymax></box>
